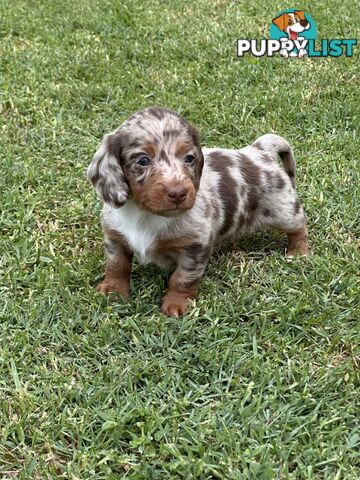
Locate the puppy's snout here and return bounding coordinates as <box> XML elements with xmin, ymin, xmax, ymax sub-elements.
<box><xmin>167</xmin><ymin>186</ymin><xmax>188</xmax><ymax>205</ymax></box>
<box><xmin>300</xmin><ymin>19</ymin><xmax>308</xmax><ymax>27</ymax></box>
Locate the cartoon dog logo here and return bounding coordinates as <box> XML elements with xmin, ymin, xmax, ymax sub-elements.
<box><xmin>272</xmin><ymin>10</ymin><xmax>310</xmax><ymax>58</ymax></box>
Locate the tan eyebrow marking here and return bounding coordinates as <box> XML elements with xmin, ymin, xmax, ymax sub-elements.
<box><xmin>174</xmin><ymin>141</ymin><xmax>194</xmax><ymax>157</ymax></box>
<box><xmin>128</xmin><ymin>144</ymin><xmax>158</xmax><ymax>160</ymax></box>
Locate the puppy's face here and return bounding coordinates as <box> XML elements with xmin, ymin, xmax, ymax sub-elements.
<box><xmin>272</xmin><ymin>11</ymin><xmax>310</xmax><ymax>39</ymax></box>
<box><xmin>88</xmin><ymin>107</ymin><xmax>204</xmax><ymax>216</ymax></box>
<box><xmin>119</xmin><ymin>108</ymin><xmax>203</xmax><ymax>215</ymax></box>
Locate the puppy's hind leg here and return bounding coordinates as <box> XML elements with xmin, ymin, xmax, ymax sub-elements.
<box><xmin>285</xmin><ymin>226</ymin><xmax>309</xmax><ymax>257</ymax></box>
<box><xmin>268</xmin><ymin>197</ymin><xmax>309</xmax><ymax>257</ymax></box>
<box><xmin>255</xmin><ymin>135</ymin><xmax>309</xmax><ymax>257</ymax></box>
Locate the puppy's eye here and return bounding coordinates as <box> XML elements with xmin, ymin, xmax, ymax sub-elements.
<box><xmin>288</xmin><ymin>19</ymin><xmax>293</xmax><ymax>25</ymax></box>
<box><xmin>184</xmin><ymin>154</ymin><xmax>195</xmax><ymax>164</ymax></box>
<box><xmin>137</xmin><ymin>156</ymin><xmax>150</xmax><ymax>166</ymax></box>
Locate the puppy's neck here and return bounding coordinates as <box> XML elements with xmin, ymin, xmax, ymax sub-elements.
<box><xmin>125</xmin><ymin>199</ymin><xmax>178</xmax><ymax>224</ymax></box>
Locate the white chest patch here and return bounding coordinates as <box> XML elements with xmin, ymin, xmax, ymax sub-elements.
<box><xmin>102</xmin><ymin>201</ymin><xmax>173</xmax><ymax>264</ymax></box>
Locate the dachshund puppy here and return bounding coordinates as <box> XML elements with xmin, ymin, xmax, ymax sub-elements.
<box><xmin>87</xmin><ymin>107</ymin><xmax>308</xmax><ymax>317</ymax></box>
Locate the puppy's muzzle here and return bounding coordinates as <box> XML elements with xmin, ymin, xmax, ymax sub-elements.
<box><xmin>300</xmin><ymin>19</ymin><xmax>309</xmax><ymax>27</ymax></box>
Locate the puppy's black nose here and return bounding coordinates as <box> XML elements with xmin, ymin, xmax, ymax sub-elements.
<box><xmin>167</xmin><ymin>186</ymin><xmax>188</xmax><ymax>204</ymax></box>
<box><xmin>300</xmin><ymin>19</ymin><xmax>308</xmax><ymax>27</ymax></box>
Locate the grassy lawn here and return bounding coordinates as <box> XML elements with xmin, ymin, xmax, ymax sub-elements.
<box><xmin>1</xmin><ymin>0</ymin><xmax>359</xmax><ymax>478</ymax></box>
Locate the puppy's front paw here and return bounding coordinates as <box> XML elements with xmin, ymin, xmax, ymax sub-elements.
<box><xmin>96</xmin><ymin>281</ymin><xmax>129</xmax><ymax>299</ymax></box>
<box><xmin>161</xmin><ymin>293</ymin><xmax>190</xmax><ymax>318</ymax></box>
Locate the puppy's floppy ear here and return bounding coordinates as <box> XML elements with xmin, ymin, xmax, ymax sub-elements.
<box><xmin>272</xmin><ymin>13</ymin><xmax>287</xmax><ymax>32</ymax></box>
<box><xmin>87</xmin><ymin>132</ymin><xmax>129</xmax><ymax>208</ymax></box>
<box><xmin>189</xmin><ymin>124</ymin><xmax>204</xmax><ymax>187</ymax></box>
<box><xmin>295</xmin><ymin>10</ymin><xmax>306</xmax><ymax>20</ymax></box>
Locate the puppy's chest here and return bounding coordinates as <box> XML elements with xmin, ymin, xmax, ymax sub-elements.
<box><xmin>103</xmin><ymin>204</ymin><xmax>175</xmax><ymax>266</ymax></box>
<box><xmin>120</xmin><ymin>222</ymin><xmax>157</xmax><ymax>263</ymax></box>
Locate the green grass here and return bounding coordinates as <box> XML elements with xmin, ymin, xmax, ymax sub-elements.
<box><xmin>1</xmin><ymin>0</ymin><xmax>359</xmax><ymax>478</ymax></box>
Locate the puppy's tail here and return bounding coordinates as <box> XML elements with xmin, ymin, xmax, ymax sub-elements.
<box><xmin>252</xmin><ymin>134</ymin><xmax>296</xmax><ymax>187</ymax></box>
